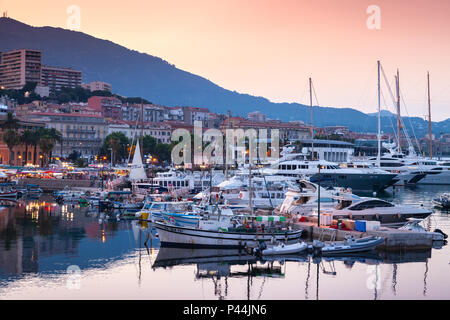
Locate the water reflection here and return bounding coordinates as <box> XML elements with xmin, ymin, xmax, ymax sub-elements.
<box><xmin>0</xmin><ymin>188</ymin><xmax>449</xmax><ymax>299</ymax></box>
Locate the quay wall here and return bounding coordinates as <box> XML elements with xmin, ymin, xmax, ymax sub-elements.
<box><xmin>294</xmin><ymin>221</ymin><xmax>434</xmax><ymax>251</ymax></box>
<box><xmin>17</xmin><ymin>178</ymin><xmax>100</xmax><ymax>192</ymax></box>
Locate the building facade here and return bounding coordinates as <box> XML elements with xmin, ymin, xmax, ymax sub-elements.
<box><xmin>0</xmin><ymin>49</ymin><xmax>42</xmax><ymax>90</ymax></box>
<box><xmin>41</xmin><ymin>65</ymin><xmax>82</xmax><ymax>92</ymax></box>
<box><xmin>107</xmin><ymin>121</ymin><xmax>172</xmax><ymax>144</ymax></box>
<box><xmin>88</xmin><ymin>96</ymin><xmax>122</xmax><ymax>121</ymax></box>
<box><xmin>24</xmin><ymin>112</ymin><xmax>107</xmax><ymax>158</ymax></box>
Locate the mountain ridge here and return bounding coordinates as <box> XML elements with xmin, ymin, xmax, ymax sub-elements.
<box><xmin>0</xmin><ymin>17</ymin><xmax>448</xmax><ymax>137</ymax></box>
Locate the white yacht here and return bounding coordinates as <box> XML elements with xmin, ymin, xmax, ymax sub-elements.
<box><xmin>319</xmin><ymin>195</ymin><xmax>432</xmax><ymax>227</ymax></box>
<box><xmin>275</xmin><ymin>179</ymin><xmax>343</xmax><ymax>216</ymax></box>
<box><xmin>153</xmin><ymin>169</ymin><xmax>225</xmax><ymax>193</ymax></box>
<box><xmin>364</xmin><ymin>146</ymin><xmax>450</xmax><ymax>185</ymax></box>
<box><xmin>265</xmin><ymin>149</ymin><xmax>398</xmax><ymax>193</ymax></box>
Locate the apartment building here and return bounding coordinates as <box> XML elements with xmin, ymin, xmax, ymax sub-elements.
<box><xmin>41</xmin><ymin>65</ymin><xmax>82</xmax><ymax>92</ymax></box>
<box><xmin>24</xmin><ymin>112</ymin><xmax>107</xmax><ymax>158</ymax></box>
<box><xmin>0</xmin><ymin>49</ymin><xmax>42</xmax><ymax>90</ymax></box>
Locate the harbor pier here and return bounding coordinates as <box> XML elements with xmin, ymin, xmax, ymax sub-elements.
<box><xmin>293</xmin><ymin>220</ymin><xmax>435</xmax><ymax>251</ymax></box>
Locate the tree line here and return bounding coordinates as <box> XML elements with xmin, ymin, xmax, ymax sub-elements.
<box><xmin>1</xmin><ymin>112</ymin><xmax>62</xmax><ymax>166</ymax></box>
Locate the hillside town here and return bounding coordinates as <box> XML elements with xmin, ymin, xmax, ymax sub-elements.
<box><xmin>1</xmin><ymin>48</ymin><xmax>449</xmax><ymax>168</ymax></box>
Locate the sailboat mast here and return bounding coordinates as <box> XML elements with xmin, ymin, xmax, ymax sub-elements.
<box><xmin>427</xmin><ymin>71</ymin><xmax>432</xmax><ymax>159</ymax></box>
<box><xmin>309</xmin><ymin>77</ymin><xmax>314</xmax><ymax>159</ymax></box>
<box><xmin>377</xmin><ymin>61</ymin><xmax>381</xmax><ymax>168</ymax></box>
<box><xmin>225</xmin><ymin>110</ymin><xmax>231</xmax><ymax>180</ymax></box>
<box><xmin>396</xmin><ymin>69</ymin><xmax>402</xmax><ymax>154</ymax></box>
<box><xmin>248</xmin><ymin>163</ymin><xmax>253</xmax><ymax>215</ymax></box>
<box><xmin>140</xmin><ymin>99</ymin><xmax>144</xmax><ymax>158</ymax></box>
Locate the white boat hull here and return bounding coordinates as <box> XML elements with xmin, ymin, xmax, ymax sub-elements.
<box><xmin>154</xmin><ymin>222</ymin><xmax>303</xmax><ymax>248</ymax></box>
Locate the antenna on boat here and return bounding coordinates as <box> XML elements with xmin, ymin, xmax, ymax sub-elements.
<box><xmin>225</xmin><ymin>110</ymin><xmax>231</xmax><ymax>180</ymax></box>
<box><xmin>377</xmin><ymin>60</ymin><xmax>381</xmax><ymax>168</ymax></box>
<box><xmin>140</xmin><ymin>99</ymin><xmax>144</xmax><ymax>158</ymax></box>
<box><xmin>309</xmin><ymin>77</ymin><xmax>315</xmax><ymax>159</ymax></box>
<box><xmin>395</xmin><ymin>69</ymin><xmax>402</xmax><ymax>154</ymax></box>
<box><xmin>427</xmin><ymin>71</ymin><xmax>432</xmax><ymax>159</ymax></box>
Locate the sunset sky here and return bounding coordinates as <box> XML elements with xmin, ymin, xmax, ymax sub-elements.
<box><xmin>1</xmin><ymin>0</ymin><xmax>449</xmax><ymax>120</ymax></box>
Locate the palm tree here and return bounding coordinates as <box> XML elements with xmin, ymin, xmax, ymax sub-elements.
<box><xmin>2</xmin><ymin>130</ymin><xmax>20</xmax><ymax>165</ymax></box>
<box><xmin>1</xmin><ymin>112</ymin><xmax>18</xmax><ymax>130</ymax></box>
<box><xmin>38</xmin><ymin>128</ymin><xmax>62</xmax><ymax>166</ymax></box>
<box><xmin>29</xmin><ymin>130</ymin><xmax>41</xmax><ymax>165</ymax></box>
<box><xmin>21</xmin><ymin>130</ymin><xmax>34</xmax><ymax>165</ymax></box>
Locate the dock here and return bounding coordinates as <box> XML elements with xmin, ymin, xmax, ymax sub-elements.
<box><xmin>17</xmin><ymin>178</ymin><xmax>100</xmax><ymax>192</ymax></box>
<box><xmin>293</xmin><ymin>220</ymin><xmax>435</xmax><ymax>251</ymax></box>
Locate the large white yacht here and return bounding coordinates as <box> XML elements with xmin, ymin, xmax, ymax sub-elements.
<box><xmin>364</xmin><ymin>145</ymin><xmax>450</xmax><ymax>185</ymax></box>
<box><xmin>275</xmin><ymin>179</ymin><xmax>343</xmax><ymax>215</ymax></box>
<box><xmin>319</xmin><ymin>195</ymin><xmax>433</xmax><ymax>227</ymax></box>
<box><xmin>265</xmin><ymin>147</ymin><xmax>398</xmax><ymax>193</ymax></box>
<box><xmin>152</xmin><ymin>169</ymin><xmax>225</xmax><ymax>193</ymax></box>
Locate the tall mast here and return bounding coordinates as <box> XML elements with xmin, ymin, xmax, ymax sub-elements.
<box><xmin>309</xmin><ymin>77</ymin><xmax>314</xmax><ymax>159</ymax></box>
<box><xmin>377</xmin><ymin>61</ymin><xmax>381</xmax><ymax>168</ymax></box>
<box><xmin>140</xmin><ymin>99</ymin><xmax>144</xmax><ymax>158</ymax></box>
<box><xmin>427</xmin><ymin>71</ymin><xmax>432</xmax><ymax>159</ymax></box>
<box><xmin>396</xmin><ymin>69</ymin><xmax>402</xmax><ymax>154</ymax></box>
<box><xmin>225</xmin><ymin>110</ymin><xmax>231</xmax><ymax>180</ymax></box>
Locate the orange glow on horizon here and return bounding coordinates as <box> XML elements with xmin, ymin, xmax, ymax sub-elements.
<box><xmin>2</xmin><ymin>0</ymin><xmax>450</xmax><ymax>120</ymax></box>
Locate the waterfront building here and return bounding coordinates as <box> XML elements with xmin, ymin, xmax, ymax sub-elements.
<box><xmin>221</xmin><ymin>117</ymin><xmax>310</xmax><ymax>142</ymax></box>
<box><xmin>41</xmin><ymin>65</ymin><xmax>82</xmax><ymax>92</ymax></box>
<box><xmin>121</xmin><ymin>103</ymin><xmax>166</xmax><ymax>123</ymax></box>
<box><xmin>0</xmin><ymin>118</ymin><xmax>45</xmax><ymax>165</ymax></box>
<box><xmin>0</xmin><ymin>49</ymin><xmax>42</xmax><ymax>90</ymax></box>
<box><xmin>24</xmin><ymin>112</ymin><xmax>107</xmax><ymax>158</ymax></box>
<box><xmin>107</xmin><ymin>120</ymin><xmax>171</xmax><ymax>144</ymax></box>
<box><xmin>299</xmin><ymin>139</ymin><xmax>355</xmax><ymax>162</ymax></box>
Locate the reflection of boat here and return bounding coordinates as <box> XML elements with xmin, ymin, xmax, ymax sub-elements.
<box><xmin>320</xmin><ymin>236</ymin><xmax>384</xmax><ymax>255</ymax></box>
<box><xmin>152</xmin><ymin>247</ymin><xmax>256</xmax><ymax>269</ymax></box>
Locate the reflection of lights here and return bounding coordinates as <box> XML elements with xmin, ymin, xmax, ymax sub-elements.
<box><xmin>101</xmin><ymin>230</ymin><xmax>106</xmax><ymax>243</ymax></box>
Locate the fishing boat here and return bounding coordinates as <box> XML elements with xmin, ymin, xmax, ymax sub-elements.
<box><xmin>319</xmin><ymin>235</ymin><xmax>384</xmax><ymax>255</ymax></box>
<box><xmin>154</xmin><ymin>214</ymin><xmax>303</xmax><ymax>248</ymax></box>
<box><xmin>136</xmin><ymin>200</ymin><xmax>194</xmax><ymax>222</ymax></box>
<box><xmin>15</xmin><ymin>184</ymin><xmax>43</xmax><ymax>198</ymax></box>
<box><xmin>100</xmin><ymin>191</ymin><xmax>143</xmax><ymax>213</ymax></box>
<box><xmin>432</xmin><ymin>193</ymin><xmax>450</xmax><ymax>210</ymax></box>
<box><xmin>0</xmin><ymin>182</ymin><xmax>18</xmax><ymax>198</ymax></box>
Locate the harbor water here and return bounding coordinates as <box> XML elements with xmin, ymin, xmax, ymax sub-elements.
<box><xmin>0</xmin><ymin>185</ymin><xmax>449</xmax><ymax>300</ymax></box>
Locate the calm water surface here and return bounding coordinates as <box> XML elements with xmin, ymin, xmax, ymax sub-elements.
<box><xmin>0</xmin><ymin>185</ymin><xmax>449</xmax><ymax>300</ymax></box>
